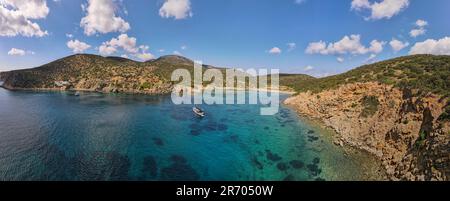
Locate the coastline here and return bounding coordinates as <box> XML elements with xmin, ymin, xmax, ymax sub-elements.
<box><xmin>283</xmin><ymin>82</ymin><xmax>449</xmax><ymax>181</ymax></box>
<box><xmin>283</xmin><ymin>102</ymin><xmax>388</xmax><ymax>180</ymax></box>
<box><xmin>0</xmin><ymin>84</ymin><xmax>296</xmax><ymax>95</ymax></box>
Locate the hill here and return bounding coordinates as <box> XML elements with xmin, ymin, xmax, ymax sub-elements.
<box><xmin>0</xmin><ymin>54</ymin><xmax>306</xmax><ymax>93</ymax></box>
<box><xmin>289</xmin><ymin>55</ymin><xmax>450</xmax><ymax>98</ymax></box>
<box><xmin>0</xmin><ymin>54</ymin><xmax>215</xmax><ymax>94</ymax></box>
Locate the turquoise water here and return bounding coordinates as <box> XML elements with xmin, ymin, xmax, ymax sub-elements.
<box><xmin>0</xmin><ymin>88</ymin><xmax>382</xmax><ymax>181</ymax></box>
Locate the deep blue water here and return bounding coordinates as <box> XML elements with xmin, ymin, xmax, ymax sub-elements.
<box><xmin>0</xmin><ymin>88</ymin><xmax>381</xmax><ymax>181</ymax></box>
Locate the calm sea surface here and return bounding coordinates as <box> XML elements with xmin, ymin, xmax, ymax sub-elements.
<box><xmin>0</xmin><ymin>88</ymin><xmax>383</xmax><ymax>181</ymax></box>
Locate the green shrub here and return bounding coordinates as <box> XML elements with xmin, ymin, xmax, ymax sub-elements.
<box><xmin>360</xmin><ymin>96</ymin><xmax>379</xmax><ymax>117</ymax></box>
<box><xmin>140</xmin><ymin>82</ymin><xmax>152</xmax><ymax>90</ymax></box>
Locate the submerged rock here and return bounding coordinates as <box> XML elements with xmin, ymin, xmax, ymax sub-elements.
<box><xmin>152</xmin><ymin>137</ymin><xmax>164</xmax><ymax>146</ymax></box>
<box><xmin>265</xmin><ymin>150</ymin><xmax>282</xmax><ymax>162</ymax></box>
<box><xmin>289</xmin><ymin>160</ymin><xmax>305</xmax><ymax>169</ymax></box>
<box><xmin>307</xmin><ymin>164</ymin><xmax>322</xmax><ymax>177</ymax></box>
<box><xmin>283</xmin><ymin>174</ymin><xmax>296</xmax><ymax>181</ymax></box>
<box><xmin>251</xmin><ymin>156</ymin><xmax>264</xmax><ymax>170</ymax></box>
<box><xmin>313</xmin><ymin>157</ymin><xmax>320</xmax><ymax>164</ymax></box>
<box><xmin>160</xmin><ymin>155</ymin><xmax>199</xmax><ymax>181</ymax></box>
<box><xmin>277</xmin><ymin>162</ymin><xmax>289</xmax><ymax>171</ymax></box>
<box><xmin>142</xmin><ymin>156</ymin><xmax>158</xmax><ymax>178</ymax></box>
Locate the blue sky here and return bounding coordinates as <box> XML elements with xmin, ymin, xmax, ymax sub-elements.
<box><xmin>1</xmin><ymin>0</ymin><xmax>450</xmax><ymax>77</ymax></box>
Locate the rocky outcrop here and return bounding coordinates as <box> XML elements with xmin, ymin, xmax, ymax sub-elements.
<box><xmin>285</xmin><ymin>82</ymin><xmax>449</xmax><ymax>181</ymax></box>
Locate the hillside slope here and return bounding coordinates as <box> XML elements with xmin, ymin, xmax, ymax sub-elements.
<box><xmin>285</xmin><ymin>55</ymin><xmax>450</xmax><ymax>181</ymax></box>
<box><xmin>0</xmin><ymin>54</ymin><xmax>228</xmax><ymax>94</ymax></box>
<box><xmin>0</xmin><ymin>54</ymin><xmax>310</xmax><ymax>93</ymax></box>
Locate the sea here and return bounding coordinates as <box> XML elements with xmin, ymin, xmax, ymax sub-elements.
<box><xmin>0</xmin><ymin>88</ymin><xmax>384</xmax><ymax>181</ymax></box>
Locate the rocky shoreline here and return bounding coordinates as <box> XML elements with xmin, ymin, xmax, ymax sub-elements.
<box><xmin>285</xmin><ymin>82</ymin><xmax>449</xmax><ymax>181</ymax></box>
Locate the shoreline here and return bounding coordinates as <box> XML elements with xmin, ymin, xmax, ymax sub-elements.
<box><xmin>283</xmin><ymin>82</ymin><xmax>449</xmax><ymax>181</ymax></box>
<box><xmin>0</xmin><ymin>85</ymin><xmax>296</xmax><ymax>95</ymax></box>
<box><xmin>283</xmin><ymin>102</ymin><xmax>388</xmax><ymax>180</ymax></box>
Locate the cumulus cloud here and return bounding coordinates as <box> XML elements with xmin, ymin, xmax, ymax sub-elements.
<box><xmin>303</xmin><ymin>65</ymin><xmax>314</xmax><ymax>71</ymax></box>
<box><xmin>409</xmin><ymin>37</ymin><xmax>450</xmax><ymax>55</ymax></box>
<box><xmin>389</xmin><ymin>38</ymin><xmax>409</xmax><ymax>52</ymax></box>
<box><xmin>7</xmin><ymin>48</ymin><xmax>26</xmax><ymax>56</ymax></box>
<box><xmin>268</xmin><ymin>47</ymin><xmax>282</xmax><ymax>54</ymax></box>
<box><xmin>351</xmin><ymin>0</ymin><xmax>409</xmax><ymax>20</ymax></box>
<box><xmin>67</xmin><ymin>39</ymin><xmax>91</xmax><ymax>53</ymax></box>
<box><xmin>305</xmin><ymin>34</ymin><xmax>384</xmax><ymax>55</ymax></box>
<box><xmin>410</xmin><ymin>19</ymin><xmax>428</xmax><ymax>38</ymax></box>
<box><xmin>99</xmin><ymin>34</ymin><xmax>138</xmax><ymax>55</ymax></box>
<box><xmin>337</xmin><ymin>57</ymin><xmax>345</xmax><ymax>63</ymax></box>
<box><xmin>159</xmin><ymin>0</ymin><xmax>192</xmax><ymax>20</ymax></box>
<box><xmin>0</xmin><ymin>0</ymin><xmax>49</xmax><ymax>37</ymax></box>
<box><xmin>80</xmin><ymin>0</ymin><xmax>130</xmax><ymax>36</ymax></box>
<box><xmin>369</xmin><ymin>40</ymin><xmax>386</xmax><ymax>54</ymax></box>
<box><xmin>98</xmin><ymin>34</ymin><xmax>155</xmax><ymax>61</ymax></box>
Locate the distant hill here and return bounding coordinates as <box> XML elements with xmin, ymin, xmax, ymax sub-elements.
<box><xmin>0</xmin><ymin>54</ymin><xmax>311</xmax><ymax>93</ymax></box>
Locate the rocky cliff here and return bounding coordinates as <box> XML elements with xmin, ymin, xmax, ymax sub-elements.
<box><xmin>285</xmin><ymin>55</ymin><xmax>450</xmax><ymax>181</ymax></box>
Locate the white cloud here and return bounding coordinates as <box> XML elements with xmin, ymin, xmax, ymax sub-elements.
<box><xmin>409</xmin><ymin>37</ymin><xmax>450</xmax><ymax>55</ymax></box>
<box><xmin>337</xmin><ymin>57</ymin><xmax>345</xmax><ymax>63</ymax></box>
<box><xmin>369</xmin><ymin>40</ymin><xmax>386</xmax><ymax>54</ymax></box>
<box><xmin>416</xmin><ymin>19</ymin><xmax>428</xmax><ymax>27</ymax></box>
<box><xmin>409</xmin><ymin>19</ymin><xmax>428</xmax><ymax>38</ymax></box>
<box><xmin>389</xmin><ymin>38</ymin><xmax>409</xmax><ymax>52</ymax></box>
<box><xmin>173</xmin><ymin>50</ymin><xmax>182</xmax><ymax>55</ymax></box>
<box><xmin>410</xmin><ymin>28</ymin><xmax>426</xmax><ymax>38</ymax></box>
<box><xmin>65</xmin><ymin>33</ymin><xmax>73</xmax><ymax>38</ymax></box>
<box><xmin>120</xmin><ymin>54</ymin><xmax>128</xmax><ymax>59</ymax></box>
<box><xmin>99</xmin><ymin>34</ymin><xmax>138</xmax><ymax>55</ymax></box>
<box><xmin>303</xmin><ymin>65</ymin><xmax>314</xmax><ymax>71</ymax></box>
<box><xmin>181</xmin><ymin>45</ymin><xmax>187</xmax><ymax>50</ymax></box>
<box><xmin>268</xmin><ymin>47</ymin><xmax>282</xmax><ymax>54</ymax></box>
<box><xmin>67</xmin><ymin>39</ymin><xmax>91</xmax><ymax>53</ymax></box>
<box><xmin>0</xmin><ymin>0</ymin><xmax>49</xmax><ymax>37</ymax></box>
<box><xmin>159</xmin><ymin>0</ymin><xmax>192</xmax><ymax>20</ymax></box>
<box><xmin>98</xmin><ymin>34</ymin><xmax>155</xmax><ymax>61</ymax></box>
<box><xmin>351</xmin><ymin>0</ymin><xmax>409</xmax><ymax>20</ymax></box>
<box><xmin>135</xmin><ymin>52</ymin><xmax>155</xmax><ymax>61</ymax></box>
<box><xmin>287</xmin><ymin>43</ymin><xmax>296</xmax><ymax>51</ymax></box>
<box><xmin>365</xmin><ymin>54</ymin><xmax>377</xmax><ymax>63</ymax></box>
<box><xmin>351</xmin><ymin>0</ymin><xmax>371</xmax><ymax>10</ymax></box>
<box><xmin>7</xmin><ymin>48</ymin><xmax>26</xmax><ymax>56</ymax></box>
<box><xmin>159</xmin><ymin>49</ymin><xmax>165</xmax><ymax>53</ymax></box>
<box><xmin>306</xmin><ymin>34</ymin><xmax>383</xmax><ymax>55</ymax></box>
<box><xmin>80</xmin><ymin>0</ymin><xmax>130</xmax><ymax>36</ymax></box>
